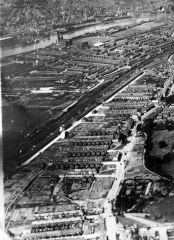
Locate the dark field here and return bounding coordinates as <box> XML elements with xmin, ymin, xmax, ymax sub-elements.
<box><xmin>2</xmin><ymin>103</ymin><xmax>49</xmax><ymax>175</ymax></box>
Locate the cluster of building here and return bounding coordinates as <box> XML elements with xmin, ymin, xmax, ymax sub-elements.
<box><xmin>2</xmin><ymin>0</ymin><xmax>173</xmax><ymax>39</ymax></box>
<box><xmin>3</xmin><ymin>19</ymin><xmax>174</xmax><ymax>240</ymax></box>
<box><xmin>2</xmin><ymin>22</ymin><xmax>174</xmax><ymax>112</ymax></box>
<box><xmin>154</xmin><ymin>104</ymin><xmax>174</xmax><ymax>129</ymax></box>
<box><xmin>116</xmin><ymin>178</ymin><xmax>171</xmax><ymax>215</ymax></box>
<box><xmin>5</xmin><ymin>61</ymin><xmax>174</xmax><ymax>239</ymax></box>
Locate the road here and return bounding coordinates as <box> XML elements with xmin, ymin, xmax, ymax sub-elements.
<box><xmin>102</xmin><ymin>119</ymin><xmax>140</xmax><ymax>240</ymax></box>
<box><xmin>13</xmin><ymin>69</ymin><xmax>141</xmax><ymax>171</ymax></box>
<box><xmin>21</xmin><ymin>69</ymin><xmax>145</xmax><ymax>168</ymax></box>
<box><xmin>103</xmin><ymin>162</ymin><xmax>125</xmax><ymax>240</ymax></box>
<box><xmin>10</xmin><ymin>44</ymin><xmax>172</xmax><ymax>173</ymax></box>
<box><xmin>103</xmin><ymin>106</ymin><xmax>174</xmax><ymax>239</ymax></box>
<box><xmin>5</xmin><ymin>48</ymin><xmax>174</xmax><ymax>237</ymax></box>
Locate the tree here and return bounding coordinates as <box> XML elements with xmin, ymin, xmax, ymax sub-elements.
<box><xmin>81</xmin><ymin>41</ymin><xmax>90</xmax><ymax>49</ymax></box>
<box><xmin>145</xmin><ymin>139</ymin><xmax>153</xmax><ymax>151</ymax></box>
<box><xmin>167</xmin><ymin>123</ymin><xmax>174</xmax><ymax>131</ymax></box>
<box><xmin>158</xmin><ymin>140</ymin><xmax>168</xmax><ymax>148</ymax></box>
<box><xmin>136</xmin><ymin>124</ymin><xmax>142</xmax><ymax>132</ymax></box>
<box><xmin>118</xmin><ymin>132</ymin><xmax>127</xmax><ymax>143</ymax></box>
<box><xmin>163</xmin><ymin>152</ymin><xmax>172</xmax><ymax>162</ymax></box>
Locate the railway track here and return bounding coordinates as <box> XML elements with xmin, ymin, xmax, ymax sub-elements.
<box><xmin>13</xmin><ymin>46</ymin><xmax>174</xmax><ymax>169</ymax></box>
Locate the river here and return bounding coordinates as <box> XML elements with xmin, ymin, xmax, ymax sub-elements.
<box><xmin>1</xmin><ymin>35</ymin><xmax>58</xmax><ymax>58</ymax></box>
<box><xmin>1</xmin><ymin>16</ymin><xmax>152</xmax><ymax>58</ymax></box>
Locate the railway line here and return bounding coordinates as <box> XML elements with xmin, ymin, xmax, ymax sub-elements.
<box><xmin>9</xmin><ymin>44</ymin><xmax>174</xmax><ymax>174</ymax></box>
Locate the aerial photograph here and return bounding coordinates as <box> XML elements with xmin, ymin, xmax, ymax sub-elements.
<box><xmin>1</xmin><ymin>0</ymin><xmax>174</xmax><ymax>239</ymax></box>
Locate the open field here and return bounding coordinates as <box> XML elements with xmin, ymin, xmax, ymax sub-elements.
<box><xmin>162</xmin><ymin>158</ymin><xmax>174</xmax><ymax>178</ymax></box>
<box><xmin>150</xmin><ymin>130</ymin><xmax>174</xmax><ymax>158</ymax></box>
<box><xmin>143</xmin><ymin>196</ymin><xmax>174</xmax><ymax>222</ymax></box>
<box><xmin>89</xmin><ymin>177</ymin><xmax>114</xmax><ymax>199</ymax></box>
<box><xmin>150</xmin><ymin>129</ymin><xmax>174</xmax><ymax>177</ymax></box>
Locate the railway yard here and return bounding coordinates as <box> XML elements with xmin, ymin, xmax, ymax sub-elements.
<box><xmin>2</xmin><ymin>20</ymin><xmax>174</xmax><ymax>240</ymax></box>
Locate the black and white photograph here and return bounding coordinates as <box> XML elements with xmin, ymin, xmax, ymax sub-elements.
<box><xmin>1</xmin><ymin>1</ymin><xmax>174</xmax><ymax>239</ymax></box>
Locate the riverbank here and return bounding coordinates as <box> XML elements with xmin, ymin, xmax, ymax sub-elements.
<box><xmin>1</xmin><ymin>16</ymin><xmax>153</xmax><ymax>58</ymax></box>
<box><xmin>0</xmin><ymin>34</ymin><xmax>58</xmax><ymax>58</ymax></box>
<box><xmin>63</xmin><ymin>16</ymin><xmax>152</xmax><ymax>39</ymax></box>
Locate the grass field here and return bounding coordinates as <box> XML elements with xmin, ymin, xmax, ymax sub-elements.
<box><xmin>143</xmin><ymin>196</ymin><xmax>174</xmax><ymax>222</ymax></box>
<box><xmin>150</xmin><ymin>129</ymin><xmax>174</xmax><ymax>177</ymax></box>
<box><xmin>150</xmin><ymin>130</ymin><xmax>174</xmax><ymax>159</ymax></box>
